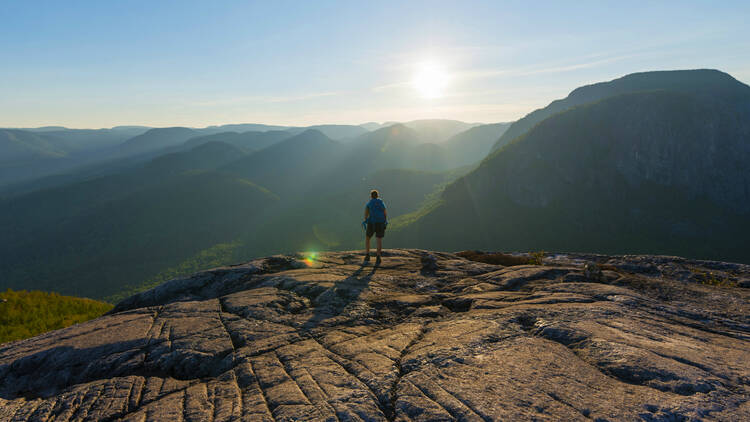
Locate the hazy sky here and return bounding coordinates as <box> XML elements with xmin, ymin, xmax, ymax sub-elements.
<box><xmin>1</xmin><ymin>0</ymin><xmax>749</xmax><ymax>128</ymax></box>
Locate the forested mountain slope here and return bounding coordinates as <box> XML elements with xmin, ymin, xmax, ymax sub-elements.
<box><xmin>396</xmin><ymin>70</ymin><xmax>750</xmax><ymax>263</ymax></box>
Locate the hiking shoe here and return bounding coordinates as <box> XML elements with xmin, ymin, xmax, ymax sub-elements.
<box><xmin>363</xmin><ymin>254</ymin><xmax>370</xmax><ymax>263</ymax></box>
<box><xmin>375</xmin><ymin>255</ymin><xmax>382</xmax><ymax>264</ymax></box>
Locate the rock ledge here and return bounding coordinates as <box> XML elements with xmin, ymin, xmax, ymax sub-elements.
<box><xmin>1</xmin><ymin>249</ymin><xmax>749</xmax><ymax>421</ymax></box>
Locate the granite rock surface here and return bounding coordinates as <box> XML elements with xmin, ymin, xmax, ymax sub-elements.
<box><xmin>1</xmin><ymin>249</ymin><xmax>749</xmax><ymax>421</ymax></box>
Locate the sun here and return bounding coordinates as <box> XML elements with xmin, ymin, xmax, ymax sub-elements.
<box><xmin>412</xmin><ymin>61</ymin><xmax>449</xmax><ymax>99</ymax></box>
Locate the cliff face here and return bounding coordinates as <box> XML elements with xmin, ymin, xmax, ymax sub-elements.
<box><xmin>397</xmin><ymin>71</ymin><xmax>750</xmax><ymax>263</ymax></box>
<box><xmin>476</xmin><ymin>90</ymin><xmax>750</xmax><ymax>213</ymax></box>
<box><xmin>1</xmin><ymin>249</ymin><xmax>749</xmax><ymax>421</ymax></box>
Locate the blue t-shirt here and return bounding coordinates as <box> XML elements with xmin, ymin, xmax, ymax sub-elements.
<box><xmin>366</xmin><ymin>198</ymin><xmax>387</xmax><ymax>223</ymax></box>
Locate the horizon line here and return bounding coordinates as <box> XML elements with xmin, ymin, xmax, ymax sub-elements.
<box><xmin>0</xmin><ymin>117</ymin><xmax>505</xmax><ymax>132</ymax></box>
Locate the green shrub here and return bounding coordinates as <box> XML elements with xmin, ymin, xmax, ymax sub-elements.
<box><xmin>528</xmin><ymin>251</ymin><xmax>546</xmax><ymax>266</ymax></box>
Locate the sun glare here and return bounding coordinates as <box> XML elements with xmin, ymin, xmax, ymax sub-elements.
<box><xmin>412</xmin><ymin>61</ymin><xmax>449</xmax><ymax>99</ymax></box>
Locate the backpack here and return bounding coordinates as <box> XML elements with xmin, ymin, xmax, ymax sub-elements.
<box><xmin>367</xmin><ymin>198</ymin><xmax>386</xmax><ymax>223</ymax></box>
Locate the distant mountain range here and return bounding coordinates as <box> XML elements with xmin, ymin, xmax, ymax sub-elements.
<box><xmin>391</xmin><ymin>119</ymin><xmax>483</xmax><ymax>143</ymax></box>
<box><xmin>0</xmin><ymin>126</ymin><xmax>147</xmax><ymax>187</ymax></box>
<box><xmin>0</xmin><ymin>119</ymin><xmax>506</xmax><ymax>299</ymax></box>
<box><xmin>182</xmin><ymin>130</ymin><xmax>292</xmax><ymax>151</ymax></box>
<box><xmin>0</xmin><ymin>120</ymin><xmax>490</xmax><ymax>190</ymax></box>
<box><xmin>2</xmin><ymin>69</ymin><xmax>747</xmax><ymax>301</ymax></box>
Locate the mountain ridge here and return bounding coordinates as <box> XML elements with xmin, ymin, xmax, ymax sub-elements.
<box><xmin>491</xmin><ymin>68</ymin><xmax>750</xmax><ymax>152</ymax></box>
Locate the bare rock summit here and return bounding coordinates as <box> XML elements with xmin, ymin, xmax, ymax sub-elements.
<box><xmin>1</xmin><ymin>249</ymin><xmax>749</xmax><ymax>421</ymax></box>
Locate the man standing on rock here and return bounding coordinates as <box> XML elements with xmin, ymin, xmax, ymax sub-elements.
<box><xmin>364</xmin><ymin>190</ymin><xmax>387</xmax><ymax>264</ymax></box>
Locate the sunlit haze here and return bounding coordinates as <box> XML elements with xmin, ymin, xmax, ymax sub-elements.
<box><xmin>412</xmin><ymin>61</ymin><xmax>450</xmax><ymax>99</ymax></box>
<box><xmin>1</xmin><ymin>0</ymin><xmax>749</xmax><ymax>128</ymax></box>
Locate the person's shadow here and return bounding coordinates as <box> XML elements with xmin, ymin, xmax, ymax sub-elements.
<box><xmin>302</xmin><ymin>261</ymin><xmax>377</xmax><ymax>329</ymax></box>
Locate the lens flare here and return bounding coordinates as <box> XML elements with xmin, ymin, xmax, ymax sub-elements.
<box><xmin>303</xmin><ymin>251</ymin><xmax>318</xmax><ymax>267</ymax></box>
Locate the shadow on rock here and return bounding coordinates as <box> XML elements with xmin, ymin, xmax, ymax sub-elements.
<box><xmin>301</xmin><ymin>263</ymin><xmax>377</xmax><ymax>330</ymax></box>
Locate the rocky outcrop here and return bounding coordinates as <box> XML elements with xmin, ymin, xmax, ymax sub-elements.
<box><xmin>1</xmin><ymin>249</ymin><xmax>749</xmax><ymax>421</ymax></box>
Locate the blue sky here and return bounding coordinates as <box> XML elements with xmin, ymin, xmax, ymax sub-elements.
<box><xmin>1</xmin><ymin>0</ymin><xmax>748</xmax><ymax>128</ymax></box>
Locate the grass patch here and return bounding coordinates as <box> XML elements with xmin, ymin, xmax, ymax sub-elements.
<box><xmin>0</xmin><ymin>289</ymin><xmax>112</xmax><ymax>344</ymax></box>
<box><xmin>694</xmin><ymin>270</ymin><xmax>735</xmax><ymax>287</ymax></box>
